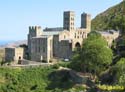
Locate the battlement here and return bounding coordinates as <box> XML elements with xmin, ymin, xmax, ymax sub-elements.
<box><xmin>29</xmin><ymin>26</ymin><xmax>41</xmax><ymax>31</ymax></box>
<box><xmin>28</xmin><ymin>26</ymin><xmax>42</xmax><ymax>37</ymax></box>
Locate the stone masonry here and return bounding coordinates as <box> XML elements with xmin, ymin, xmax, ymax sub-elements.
<box><xmin>28</xmin><ymin>11</ymin><xmax>91</xmax><ymax>62</ymax></box>
<box><xmin>27</xmin><ymin>11</ymin><xmax>119</xmax><ymax>63</ymax></box>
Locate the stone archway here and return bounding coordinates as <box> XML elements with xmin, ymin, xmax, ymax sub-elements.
<box><xmin>75</xmin><ymin>42</ymin><xmax>81</xmax><ymax>51</ymax></box>
<box><xmin>18</xmin><ymin>56</ymin><xmax>22</xmax><ymax>64</ymax></box>
<box><xmin>75</xmin><ymin>42</ymin><xmax>81</xmax><ymax>48</ymax></box>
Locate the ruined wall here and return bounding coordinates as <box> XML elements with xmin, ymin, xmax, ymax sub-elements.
<box><xmin>5</xmin><ymin>47</ymin><xmax>24</xmax><ymax>63</ymax></box>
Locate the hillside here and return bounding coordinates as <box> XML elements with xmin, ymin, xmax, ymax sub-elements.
<box><xmin>0</xmin><ymin>40</ymin><xmax>27</xmax><ymax>48</ymax></box>
<box><xmin>92</xmin><ymin>1</ymin><xmax>125</xmax><ymax>32</ymax></box>
<box><xmin>0</xmin><ymin>65</ymin><xmax>90</xmax><ymax>92</ymax></box>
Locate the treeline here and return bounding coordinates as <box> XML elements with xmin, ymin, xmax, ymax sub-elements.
<box><xmin>69</xmin><ymin>31</ymin><xmax>125</xmax><ymax>92</ymax></box>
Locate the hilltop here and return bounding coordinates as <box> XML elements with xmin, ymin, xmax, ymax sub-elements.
<box><xmin>92</xmin><ymin>1</ymin><xmax>125</xmax><ymax>32</ymax></box>
<box><xmin>0</xmin><ymin>40</ymin><xmax>27</xmax><ymax>48</ymax></box>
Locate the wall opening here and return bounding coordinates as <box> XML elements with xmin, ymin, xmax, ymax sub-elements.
<box><xmin>75</xmin><ymin>42</ymin><xmax>81</xmax><ymax>51</ymax></box>
<box><xmin>75</xmin><ymin>42</ymin><xmax>81</xmax><ymax>48</ymax></box>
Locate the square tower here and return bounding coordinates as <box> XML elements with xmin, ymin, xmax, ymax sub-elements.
<box><xmin>63</xmin><ymin>11</ymin><xmax>75</xmax><ymax>31</ymax></box>
<box><xmin>28</xmin><ymin>26</ymin><xmax>42</xmax><ymax>59</ymax></box>
<box><xmin>81</xmin><ymin>13</ymin><xmax>91</xmax><ymax>31</ymax></box>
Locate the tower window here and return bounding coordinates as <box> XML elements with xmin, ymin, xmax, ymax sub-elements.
<box><xmin>74</xmin><ymin>33</ymin><xmax>76</xmax><ymax>38</ymax></box>
<box><xmin>71</xmin><ymin>17</ymin><xmax>74</xmax><ymax>21</ymax></box>
<box><xmin>77</xmin><ymin>36</ymin><xmax>79</xmax><ymax>39</ymax></box>
<box><xmin>43</xmin><ymin>47</ymin><xmax>45</xmax><ymax>53</ymax></box>
<box><xmin>82</xmin><ymin>35</ymin><xmax>84</xmax><ymax>38</ymax></box>
<box><xmin>64</xmin><ymin>35</ymin><xmax>66</xmax><ymax>39</ymax></box>
<box><xmin>39</xmin><ymin>46</ymin><xmax>40</xmax><ymax>53</ymax></box>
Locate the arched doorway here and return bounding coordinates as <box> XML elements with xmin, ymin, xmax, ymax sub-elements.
<box><xmin>75</xmin><ymin>42</ymin><xmax>81</xmax><ymax>51</ymax></box>
<box><xmin>75</xmin><ymin>42</ymin><xmax>81</xmax><ymax>48</ymax></box>
<box><xmin>18</xmin><ymin>56</ymin><xmax>22</xmax><ymax>64</ymax></box>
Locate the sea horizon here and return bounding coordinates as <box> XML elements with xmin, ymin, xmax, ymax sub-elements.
<box><xmin>0</xmin><ymin>40</ymin><xmax>15</xmax><ymax>45</ymax></box>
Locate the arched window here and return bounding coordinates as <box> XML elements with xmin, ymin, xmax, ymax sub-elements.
<box><xmin>64</xmin><ymin>35</ymin><xmax>66</xmax><ymax>39</ymax></box>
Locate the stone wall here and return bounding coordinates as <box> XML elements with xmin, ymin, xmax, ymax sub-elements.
<box><xmin>5</xmin><ymin>47</ymin><xmax>24</xmax><ymax>63</ymax></box>
<box><xmin>5</xmin><ymin>48</ymin><xmax>15</xmax><ymax>61</ymax></box>
<box><xmin>28</xmin><ymin>26</ymin><xmax>42</xmax><ymax>59</ymax></box>
<box><xmin>31</xmin><ymin>36</ymin><xmax>53</xmax><ymax>62</ymax></box>
<box><xmin>58</xmin><ymin>40</ymin><xmax>72</xmax><ymax>59</ymax></box>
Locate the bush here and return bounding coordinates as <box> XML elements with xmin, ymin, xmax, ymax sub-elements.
<box><xmin>52</xmin><ymin>64</ymin><xmax>60</xmax><ymax>69</ymax></box>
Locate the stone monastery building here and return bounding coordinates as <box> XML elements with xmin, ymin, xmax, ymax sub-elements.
<box><xmin>5</xmin><ymin>11</ymin><xmax>119</xmax><ymax>63</ymax></box>
<box><xmin>28</xmin><ymin>11</ymin><xmax>91</xmax><ymax>62</ymax></box>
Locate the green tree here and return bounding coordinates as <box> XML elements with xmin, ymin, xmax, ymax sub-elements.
<box><xmin>112</xmin><ymin>58</ymin><xmax>125</xmax><ymax>85</ymax></box>
<box><xmin>117</xmin><ymin>37</ymin><xmax>125</xmax><ymax>57</ymax></box>
<box><xmin>111</xmin><ymin>15</ymin><xmax>125</xmax><ymax>34</ymax></box>
<box><xmin>70</xmin><ymin>32</ymin><xmax>113</xmax><ymax>76</ymax></box>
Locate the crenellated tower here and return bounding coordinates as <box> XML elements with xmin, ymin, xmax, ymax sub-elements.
<box><xmin>28</xmin><ymin>26</ymin><xmax>42</xmax><ymax>59</ymax></box>
<box><xmin>28</xmin><ymin>26</ymin><xmax>42</xmax><ymax>37</ymax></box>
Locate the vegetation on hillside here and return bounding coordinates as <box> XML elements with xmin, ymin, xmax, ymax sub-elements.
<box><xmin>1</xmin><ymin>32</ymin><xmax>125</xmax><ymax>92</ymax></box>
<box><xmin>0</xmin><ymin>64</ymin><xmax>89</xmax><ymax>92</ymax></box>
<box><xmin>0</xmin><ymin>67</ymin><xmax>54</xmax><ymax>92</ymax></box>
<box><xmin>92</xmin><ymin>0</ymin><xmax>125</xmax><ymax>62</ymax></box>
<box><xmin>70</xmin><ymin>31</ymin><xmax>125</xmax><ymax>92</ymax></box>
<box><xmin>92</xmin><ymin>1</ymin><xmax>125</xmax><ymax>33</ymax></box>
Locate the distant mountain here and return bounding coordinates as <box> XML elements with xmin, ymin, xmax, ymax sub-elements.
<box><xmin>0</xmin><ymin>40</ymin><xmax>27</xmax><ymax>48</ymax></box>
<box><xmin>92</xmin><ymin>1</ymin><xmax>125</xmax><ymax>32</ymax></box>
<box><xmin>0</xmin><ymin>41</ymin><xmax>13</xmax><ymax>45</ymax></box>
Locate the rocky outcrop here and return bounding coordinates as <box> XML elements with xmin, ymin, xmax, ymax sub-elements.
<box><xmin>47</xmin><ymin>68</ymin><xmax>95</xmax><ymax>89</ymax></box>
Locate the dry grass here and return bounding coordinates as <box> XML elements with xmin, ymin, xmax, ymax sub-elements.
<box><xmin>0</xmin><ymin>75</ymin><xmax>6</xmax><ymax>84</ymax></box>
<box><xmin>0</xmin><ymin>48</ymin><xmax>5</xmax><ymax>61</ymax></box>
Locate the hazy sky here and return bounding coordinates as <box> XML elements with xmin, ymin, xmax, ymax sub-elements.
<box><xmin>0</xmin><ymin>0</ymin><xmax>122</xmax><ymax>41</ymax></box>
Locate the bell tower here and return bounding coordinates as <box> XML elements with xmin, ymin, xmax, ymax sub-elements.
<box><xmin>63</xmin><ymin>11</ymin><xmax>75</xmax><ymax>31</ymax></box>
<box><xmin>81</xmin><ymin>13</ymin><xmax>91</xmax><ymax>32</ymax></box>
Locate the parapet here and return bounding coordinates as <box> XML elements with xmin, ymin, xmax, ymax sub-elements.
<box><xmin>29</xmin><ymin>26</ymin><xmax>41</xmax><ymax>31</ymax></box>
<box><xmin>28</xmin><ymin>26</ymin><xmax>42</xmax><ymax>37</ymax></box>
